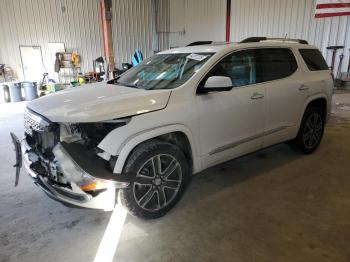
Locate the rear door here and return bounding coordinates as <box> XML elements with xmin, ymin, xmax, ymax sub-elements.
<box><xmin>259</xmin><ymin>48</ymin><xmax>308</xmax><ymax>147</ymax></box>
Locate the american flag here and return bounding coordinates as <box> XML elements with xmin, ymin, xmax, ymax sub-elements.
<box><xmin>315</xmin><ymin>0</ymin><xmax>350</xmax><ymax>18</ymax></box>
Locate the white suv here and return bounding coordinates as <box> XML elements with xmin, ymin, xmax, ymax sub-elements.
<box><xmin>12</xmin><ymin>38</ymin><xmax>333</xmax><ymax>219</ymax></box>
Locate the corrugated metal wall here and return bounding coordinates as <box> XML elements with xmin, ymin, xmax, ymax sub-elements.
<box><xmin>169</xmin><ymin>0</ymin><xmax>227</xmax><ymax>47</ymax></box>
<box><xmin>2</xmin><ymin>0</ymin><xmax>347</xmax><ymax>81</ymax></box>
<box><xmin>111</xmin><ymin>0</ymin><xmax>171</xmax><ymax>67</ymax></box>
<box><xmin>0</xmin><ymin>0</ymin><xmax>103</xmax><ymax>80</ymax></box>
<box><xmin>111</xmin><ymin>0</ymin><xmax>155</xmax><ymax>67</ymax></box>
<box><xmin>155</xmin><ymin>0</ymin><xmax>171</xmax><ymax>52</ymax></box>
<box><xmin>230</xmin><ymin>0</ymin><xmax>350</xmax><ymax>72</ymax></box>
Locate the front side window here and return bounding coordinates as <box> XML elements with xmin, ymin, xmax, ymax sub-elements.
<box><xmin>206</xmin><ymin>49</ymin><xmax>256</xmax><ymax>87</ymax></box>
<box><xmin>113</xmin><ymin>53</ymin><xmax>213</xmax><ymax>90</ymax></box>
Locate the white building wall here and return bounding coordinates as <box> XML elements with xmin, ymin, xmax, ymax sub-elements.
<box><xmin>0</xmin><ymin>0</ymin><xmax>170</xmax><ymax>80</ymax></box>
<box><xmin>1</xmin><ymin>0</ymin><xmax>347</xmax><ymax>81</ymax></box>
<box><xmin>230</xmin><ymin>0</ymin><xmax>350</xmax><ymax>73</ymax></box>
<box><xmin>0</xmin><ymin>0</ymin><xmax>103</xmax><ymax>80</ymax></box>
<box><xmin>169</xmin><ymin>0</ymin><xmax>227</xmax><ymax>48</ymax></box>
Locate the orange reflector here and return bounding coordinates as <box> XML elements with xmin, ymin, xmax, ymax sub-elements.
<box><xmin>79</xmin><ymin>182</ymin><xmax>99</xmax><ymax>191</ymax></box>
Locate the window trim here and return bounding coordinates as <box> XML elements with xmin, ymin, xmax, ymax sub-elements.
<box><xmin>196</xmin><ymin>47</ymin><xmax>299</xmax><ymax>94</ymax></box>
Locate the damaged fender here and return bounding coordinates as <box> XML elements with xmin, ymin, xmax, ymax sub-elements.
<box><xmin>98</xmin><ymin>124</ymin><xmax>200</xmax><ymax>174</ymax></box>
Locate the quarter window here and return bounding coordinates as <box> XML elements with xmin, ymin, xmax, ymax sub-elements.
<box><xmin>299</xmin><ymin>49</ymin><xmax>329</xmax><ymax>71</ymax></box>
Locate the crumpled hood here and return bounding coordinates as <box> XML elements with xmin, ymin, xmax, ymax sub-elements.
<box><xmin>28</xmin><ymin>82</ymin><xmax>171</xmax><ymax>122</ymax></box>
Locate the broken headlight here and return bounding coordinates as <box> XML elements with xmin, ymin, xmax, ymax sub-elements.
<box><xmin>53</xmin><ymin>143</ymin><xmax>128</xmax><ymax>191</ymax></box>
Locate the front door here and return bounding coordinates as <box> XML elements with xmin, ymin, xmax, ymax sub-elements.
<box><xmin>196</xmin><ymin>49</ymin><xmax>266</xmax><ymax>168</ymax></box>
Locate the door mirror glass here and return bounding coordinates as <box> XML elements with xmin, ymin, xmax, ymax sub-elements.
<box><xmin>203</xmin><ymin>76</ymin><xmax>233</xmax><ymax>91</ymax></box>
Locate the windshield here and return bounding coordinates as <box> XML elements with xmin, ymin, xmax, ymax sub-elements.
<box><xmin>113</xmin><ymin>52</ymin><xmax>214</xmax><ymax>90</ymax></box>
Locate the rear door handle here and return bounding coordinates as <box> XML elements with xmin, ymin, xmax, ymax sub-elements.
<box><xmin>251</xmin><ymin>92</ymin><xmax>264</xmax><ymax>100</ymax></box>
<box><xmin>298</xmin><ymin>84</ymin><xmax>309</xmax><ymax>91</ymax></box>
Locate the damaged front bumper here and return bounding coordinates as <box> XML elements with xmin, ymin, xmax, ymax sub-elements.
<box><xmin>16</xmin><ymin>136</ymin><xmax>130</xmax><ymax>211</ymax></box>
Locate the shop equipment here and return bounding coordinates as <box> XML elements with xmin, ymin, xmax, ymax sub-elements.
<box><xmin>327</xmin><ymin>45</ymin><xmax>344</xmax><ymax>76</ymax></box>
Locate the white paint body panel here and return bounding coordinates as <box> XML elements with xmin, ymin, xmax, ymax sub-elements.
<box><xmin>28</xmin><ymin>42</ymin><xmax>333</xmax><ymax>176</ymax></box>
<box><xmin>27</xmin><ymin>82</ymin><xmax>171</xmax><ymax>123</ymax></box>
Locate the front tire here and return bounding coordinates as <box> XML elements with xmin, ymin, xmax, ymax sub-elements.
<box><xmin>295</xmin><ymin>106</ymin><xmax>325</xmax><ymax>154</ymax></box>
<box><xmin>119</xmin><ymin>140</ymin><xmax>190</xmax><ymax>219</ymax></box>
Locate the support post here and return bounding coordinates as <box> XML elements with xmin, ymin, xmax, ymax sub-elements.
<box><xmin>100</xmin><ymin>0</ymin><xmax>115</xmax><ymax>78</ymax></box>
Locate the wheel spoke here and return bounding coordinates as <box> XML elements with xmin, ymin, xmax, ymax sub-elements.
<box><xmin>152</xmin><ymin>155</ymin><xmax>162</xmax><ymax>176</ymax></box>
<box><xmin>306</xmin><ymin>120</ymin><xmax>313</xmax><ymax>131</ymax></box>
<box><xmin>315</xmin><ymin>121</ymin><xmax>323</xmax><ymax>131</ymax></box>
<box><xmin>303</xmin><ymin>130</ymin><xmax>312</xmax><ymax>140</ymax></box>
<box><xmin>134</xmin><ymin>176</ymin><xmax>154</xmax><ymax>186</ymax></box>
<box><xmin>163</xmin><ymin>180</ymin><xmax>180</xmax><ymax>190</ymax></box>
<box><xmin>157</xmin><ymin>187</ymin><xmax>166</xmax><ymax>208</ymax></box>
<box><xmin>162</xmin><ymin>159</ymin><xmax>178</xmax><ymax>180</ymax></box>
<box><xmin>138</xmin><ymin>187</ymin><xmax>155</xmax><ymax>208</ymax></box>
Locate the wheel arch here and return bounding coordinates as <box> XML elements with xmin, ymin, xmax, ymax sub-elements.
<box><xmin>112</xmin><ymin>125</ymin><xmax>200</xmax><ymax>174</ymax></box>
<box><xmin>301</xmin><ymin>94</ymin><xmax>329</xmax><ymax>123</ymax></box>
<box><xmin>306</xmin><ymin>97</ymin><xmax>328</xmax><ymax>119</ymax></box>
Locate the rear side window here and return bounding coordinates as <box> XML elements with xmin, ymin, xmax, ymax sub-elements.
<box><xmin>299</xmin><ymin>49</ymin><xmax>329</xmax><ymax>71</ymax></box>
<box><xmin>256</xmin><ymin>48</ymin><xmax>298</xmax><ymax>82</ymax></box>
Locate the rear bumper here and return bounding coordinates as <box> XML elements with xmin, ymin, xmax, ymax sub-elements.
<box><xmin>21</xmin><ymin>140</ymin><xmax>124</xmax><ymax>211</ymax></box>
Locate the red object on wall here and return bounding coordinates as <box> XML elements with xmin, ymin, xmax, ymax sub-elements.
<box><xmin>315</xmin><ymin>0</ymin><xmax>350</xmax><ymax>18</ymax></box>
<box><xmin>226</xmin><ymin>0</ymin><xmax>231</xmax><ymax>42</ymax></box>
<box><xmin>100</xmin><ymin>0</ymin><xmax>106</xmax><ymax>57</ymax></box>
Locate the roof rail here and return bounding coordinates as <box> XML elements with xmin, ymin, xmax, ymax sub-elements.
<box><xmin>187</xmin><ymin>41</ymin><xmax>213</xmax><ymax>46</ymax></box>
<box><xmin>240</xmin><ymin>37</ymin><xmax>308</xmax><ymax>45</ymax></box>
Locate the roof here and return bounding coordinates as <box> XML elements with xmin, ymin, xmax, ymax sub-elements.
<box><xmin>158</xmin><ymin>43</ymin><xmax>232</xmax><ymax>54</ymax></box>
<box><xmin>159</xmin><ymin>41</ymin><xmax>317</xmax><ymax>55</ymax></box>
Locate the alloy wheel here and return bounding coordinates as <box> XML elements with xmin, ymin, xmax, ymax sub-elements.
<box><xmin>133</xmin><ymin>154</ymin><xmax>182</xmax><ymax>212</ymax></box>
<box><xmin>302</xmin><ymin>112</ymin><xmax>323</xmax><ymax>150</ymax></box>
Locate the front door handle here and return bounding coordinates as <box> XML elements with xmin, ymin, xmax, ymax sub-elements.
<box><xmin>251</xmin><ymin>92</ymin><xmax>264</xmax><ymax>100</ymax></box>
<box><xmin>298</xmin><ymin>84</ymin><xmax>309</xmax><ymax>91</ymax></box>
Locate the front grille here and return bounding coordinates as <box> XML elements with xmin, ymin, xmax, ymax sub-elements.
<box><xmin>24</xmin><ymin>108</ymin><xmax>50</xmax><ymax>132</ymax></box>
<box><xmin>24</xmin><ymin>108</ymin><xmax>59</xmax><ymax>157</ymax></box>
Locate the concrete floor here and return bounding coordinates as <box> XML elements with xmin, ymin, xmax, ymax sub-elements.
<box><xmin>1</xmin><ymin>91</ymin><xmax>350</xmax><ymax>262</ymax></box>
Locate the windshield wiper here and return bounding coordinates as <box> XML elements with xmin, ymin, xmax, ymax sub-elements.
<box><xmin>123</xmin><ymin>83</ymin><xmax>139</xmax><ymax>88</ymax></box>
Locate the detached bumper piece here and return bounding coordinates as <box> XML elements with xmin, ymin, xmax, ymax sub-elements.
<box><xmin>20</xmin><ymin>140</ymin><xmax>130</xmax><ymax>211</ymax></box>
<box><xmin>10</xmin><ymin>133</ymin><xmax>22</xmax><ymax>187</ymax></box>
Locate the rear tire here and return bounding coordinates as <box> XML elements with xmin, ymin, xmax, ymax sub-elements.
<box><xmin>119</xmin><ymin>139</ymin><xmax>190</xmax><ymax>219</ymax></box>
<box><xmin>294</xmin><ymin>106</ymin><xmax>325</xmax><ymax>154</ymax></box>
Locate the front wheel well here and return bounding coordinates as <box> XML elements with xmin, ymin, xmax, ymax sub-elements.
<box><xmin>156</xmin><ymin>132</ymin><xmax>193</xmax><ymax>173</ymax></box>
<box><xmin>122</xmin><ymin>132</ymin><xmax>194</xmax><ymax>175</ymax></box>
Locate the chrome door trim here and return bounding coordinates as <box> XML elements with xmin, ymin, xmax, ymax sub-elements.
<box><xmin>209</xmin><ymin>126</ymin><xmax>289</xmax><ymax>155</ymax></box>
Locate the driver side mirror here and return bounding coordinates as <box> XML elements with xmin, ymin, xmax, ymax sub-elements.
<box><xmin>201</xmin><ymin>76</ymin><xmax>233</xmax><ymax>93</ymax></box>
